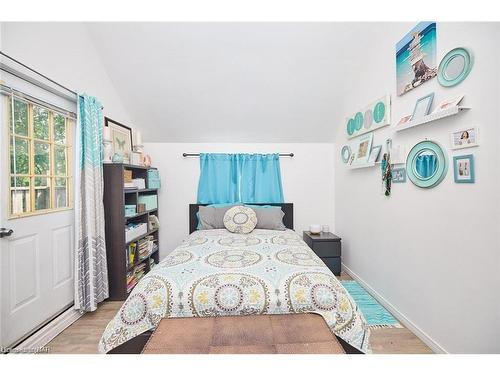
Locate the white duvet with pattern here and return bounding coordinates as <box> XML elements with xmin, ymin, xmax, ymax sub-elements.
<box><xmin>99</xmin><ymin>229</ymin><xmax>370</xmax><ymax>353</ymax></box>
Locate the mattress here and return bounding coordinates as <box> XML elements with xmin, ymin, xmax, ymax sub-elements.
<box><xmin>98</xmin><ymin>229</ymin><xmax>370</xmax><ymax>353</ymax></box>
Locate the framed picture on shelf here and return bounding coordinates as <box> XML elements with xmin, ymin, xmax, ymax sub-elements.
<box><xmin>432</xmin><ymin>94</ymin><xmax>465</xmax><ymax>113</ymax></box>
<box><xmin>450</xmin><ymin>127</ymin><xmax>479</xmax><ymax>150</ymax></box>
<box><xmin>105</xmin><ymin>117</ymin><xmax>133</xmax><ymax>163</ymax></box>
<box><xmin>368</xmin><ymin>145</ymin><xmax>382</xmax><ymax>163</ymax></box>
<box><xmin>397</xmin><ymin>114</ymin><xmax>412</xmax><ymax>126</ymax></box>
<box><xmin>391</xmin><ymin>167</ymin><xmax>407</xmax><ymax>183</ymax></box>
<box><xmin>412</xmin><ymin>93</ymin><xmax>435</xmax><ymax>120</ymax></box>
<box><xmin>453</xmin><ymin>154</ymin><xmax>475</xmax><ymax>183</ymax></box>
<box><xmin>354</xmin><ymin>133</ymin><xmax>373</xmax><ymax>165</ymax></box>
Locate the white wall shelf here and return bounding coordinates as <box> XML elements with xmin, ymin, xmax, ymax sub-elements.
<box><xmin>395</xmin><ymin>106</ymin><xmax>470</xmax><ymax>133</ymax></box>
<box><xmin>348</xmin><ymin>162</ymin><xmax>376</xmax><ymax>170</ymax></box>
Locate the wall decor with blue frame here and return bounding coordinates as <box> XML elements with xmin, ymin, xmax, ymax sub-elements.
<box><xmin>345</xmin><ymin>95</ymin><xmax>391</xmax><ymax>139</ymax></box>
<box><xmin>453</xmin><ymin>154</ymin><xmax>475</xmax><ymax>183</ymax></box>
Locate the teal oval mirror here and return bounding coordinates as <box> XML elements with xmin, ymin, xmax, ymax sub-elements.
<box><xmin>406</xmin><ymin>141</ymin><xmax>448</xmax><ymax>188</ymax></box>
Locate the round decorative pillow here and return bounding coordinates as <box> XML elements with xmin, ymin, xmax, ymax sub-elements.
<box><xmin>223</xmin><ymin>206</ymin><xmax>258</xmax><ymax>234</ymax></box>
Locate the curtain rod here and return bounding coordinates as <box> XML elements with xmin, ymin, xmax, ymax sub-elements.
<box><xmin>1</xmin><ymin>51</ymin><xmax>77</xmax><ymax>96</ymax></box>
<box><xmin>183</xmin><ymin>153</ymin><xmax>294</xmax><ymax>158</ymax></box>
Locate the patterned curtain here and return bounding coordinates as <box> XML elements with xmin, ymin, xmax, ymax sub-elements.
<box><xmin>74</xmin><ymin>94</ymin><xmax>108</xmax><ymax>312</ymax></box>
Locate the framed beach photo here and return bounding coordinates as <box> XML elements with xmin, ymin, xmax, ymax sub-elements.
<box><xmin>396</xmin><ymin>22</ymin><xmax>437</xmax><ymax>96</ymax></box>
<box><xmin>397</xmin><ymin>114</ymin><xmax>412</xmax><ymax>126</ymax></box>
<box><xmin>450</xmin><ymin>127</ymin><xmax>479</xmax><ymax>150</ymax></box>
<box><xmin>105</xmin><ymin>117</ymin><xmax>133</xmax><ymax>163</ymax></box>
<box><xmin>412</xmin><ymin>93</ymin><xmax>434</xmax><ymax>120</ymax></box>
<box><xmin>354</xmin><ymin>133</ymin><xmax>373</xmax><ymax>165</ymax></box>
<box><xmin>453</xmin><ymin>154</ymin><xmax>475</xmax><ymax>183</ymax></box>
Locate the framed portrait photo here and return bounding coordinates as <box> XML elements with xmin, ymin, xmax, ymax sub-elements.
<box><xmin>450</xmin><ymin>127</ymin><xmax>479</xmax><ymax>150</ymax></box>
<box><xmin>105</xmin><ymin>117</ymin><xmax>133</xmax><ymax>163</ymax></box>
<box><xmin>453</xmin><ymin>154</ymin><xmax>475</xmax><ymax>183</ymax></box>
<box><xmin>412</xmin><ymin>92</ymin><xmax>435</xmax><ymax>120</ymax></box>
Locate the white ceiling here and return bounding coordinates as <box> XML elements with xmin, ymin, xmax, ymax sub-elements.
<box><xmin>86</xmin><ymin>23</ymin><xmax>369</xmax><ymax>143</ymax></box>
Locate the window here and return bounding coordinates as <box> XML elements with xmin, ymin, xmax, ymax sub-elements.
<box><xmin>8</xmin><ymin>96</ymin><xmax>73</xmax><ymax>218</ymax></box>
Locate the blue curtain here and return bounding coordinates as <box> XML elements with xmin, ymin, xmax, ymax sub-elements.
<box><xmin>197</xmin><ymin>153</ymin><xmax>284</xmax><ymax>204</ymax></box>
<box><xmin>240</xmin><ymin>154</ymin><xmax>284</xmax><ymax>203</ymax></box>
<box><xmin>74</xmin><ymin>94</ymin><xmax>108</xmax><ymax>312</ymax></box>
<box><xmin>415</xmin><ymin>154</ymin><xmax>437</xmax><ymax>178</ymax></box>
<box><xmin>197</xmin><ymin>153</ymin><xmax>240</xmax><ymax>204</ymax></box>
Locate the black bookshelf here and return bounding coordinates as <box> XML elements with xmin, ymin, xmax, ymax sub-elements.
<box><xmin>103</xmin><ymin>163</ymin><xmax>160</xmax><ymax>300</ymax></box>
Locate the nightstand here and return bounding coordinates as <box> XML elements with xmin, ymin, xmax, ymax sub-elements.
<box><xmin>303</xmin><ymin>231</ymin><xmax>341</xmax><ymax>276</ymax></box>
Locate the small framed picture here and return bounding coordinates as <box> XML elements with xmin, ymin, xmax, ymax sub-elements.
<box><xmin>368</xmin><ymin>145</ymin><xmax>382</xmax><ymax>163</ymax></box>
<box><xmin>450</xmin><ymin>127</ymin><xmax>479</xmax><ymax>150</ymax></box>
<box><xmin>432</xmin><ymin>94</ymin><xmax>464</xmax><ymax>113</ymax></box>
<box><xmin>453</xmin><ymin>154</ymin><xmax>475</xmax><ymax>183</ymax></box>
<box><xmin>412</xmin><ymin>93</ymin><xmax>435</xmax><ymax>120</ymax></box>
<box><xmin>391</xmin><ymin>167</ymin><xmax>407</xmax><ymax>183</ymax></box>
<box><xmin>105</xmin><ymin>117</ymin><xmax>133</xmax><ymax>163</ymax></box>
<box><xmin>354</xmin><ymin>133</ymin><xmax>373</xmax><ymax>164</ymax></box>
<box><xmin>397</xmin><ymin>114</ymin><xmax>412</xmax><ymax>126</ymax></box>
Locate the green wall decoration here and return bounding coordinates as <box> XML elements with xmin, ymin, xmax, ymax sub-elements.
<box><xmin>345</xmin><ymin>95</ymin><xmax>391</xmax><ymax>139</ymax></box>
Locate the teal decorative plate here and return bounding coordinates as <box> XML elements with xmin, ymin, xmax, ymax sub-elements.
<box><xmin>346</xmin><ymin>118</ymin><xmax>355</xmax><ymax>136</ymax></box>
<box><xmin>373</xmin><ymin>102</ymin><xmax>385</xmax><ymax>123</ymax></box>
<box><xmin>406</xmin><ymin>140</ymin><xmax>448</xmax><ymax>189</ymax></box>
<box><xmin>364</xmin><ymin>109</ymin><xmax>373</xmax><ymax>129</ymax></box>
<box><xmin>438</xmin><ymin>47</ymin><xmax>473</xmax><ymax>87</ymax></box>
<box><xmin>354</xmin><ymin>112</ymin><xmax>364</xmax><ymax>131</ymax></box>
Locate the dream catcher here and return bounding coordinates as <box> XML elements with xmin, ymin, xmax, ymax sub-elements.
<box><xmin>381</xmin><ymin>139</ymin><xmax>393</xmax><ymax>196</ymax></box>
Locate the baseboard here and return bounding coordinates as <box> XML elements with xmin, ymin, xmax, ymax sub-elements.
<box><xmin>342</xmin><ymin>263</ymin><xmax>448</xmax><ymax>354</ymax></box>
<box><xmin>14</xmin><ymin>306</ymin><xmax>83</xmax><ymax>351</ymax></box>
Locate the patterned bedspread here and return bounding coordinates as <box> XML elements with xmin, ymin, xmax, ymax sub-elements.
<box><xmin>99</xmin><ymin>229</ymin><xmax>370</xmax><ymax>353</ymax></box>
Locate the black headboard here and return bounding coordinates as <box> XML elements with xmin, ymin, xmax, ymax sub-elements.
<box><xmin>189</xmin><ymin>203</ymin><xmax>294</xmax><ymax>234</ymax></box>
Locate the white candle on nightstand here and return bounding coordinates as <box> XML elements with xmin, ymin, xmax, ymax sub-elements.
<box><xmin>134</xmin><ymin>130</ymin><xmax>143</xmax><ymax>146</ymax></box>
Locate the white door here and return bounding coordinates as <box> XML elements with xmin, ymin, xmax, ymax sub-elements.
<box><xmin>0</xmin><ymin>92</ymin><xmax>75</xmax><ymax>347</ymax></box>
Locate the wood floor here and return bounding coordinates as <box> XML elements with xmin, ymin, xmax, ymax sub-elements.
<box><xmin>45</xmin><ymin>272</ymin><xmax>433</xmax><ymax>354</ymax></box>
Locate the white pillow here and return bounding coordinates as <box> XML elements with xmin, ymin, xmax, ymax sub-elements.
<box><xmin>223</xmin><ymin>206</ymin><xmax>258</xmax><ymax>234</ymax></box>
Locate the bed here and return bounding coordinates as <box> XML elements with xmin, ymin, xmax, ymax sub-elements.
<box><xmin>98</xmin><ymin>203</ymin><xmax>370</xmax><ymax>353</ymax></box>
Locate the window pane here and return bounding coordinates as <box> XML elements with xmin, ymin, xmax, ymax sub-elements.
<box><xmin>12</xmin><ymin>99</ymin><xmax>29</xmax><ymax>136</ymax></box>
<box><xmin>54</xmin><ymin>114</ymin><xmax>66</xmax><ymax>144</ymax></box>
<box><xmin>55</xmin><ymin>178</ymin><xmax>67</xmax><ymax>208</ymax></box>
<box><xmin>55</xmin><ymin>146</ymin><xmax>67</xmax><ymax>175</ymax></box>
<box><xmin>11</xmin><ymin>176</ymin><xmax>30</xmax><ymax>188</ymax></box>
<box><xmin>34</xmin><ymin>142</ymin><xmax>50</xmax><ymax>175</ymax></box>
<box><xmin>11</xmin><ymin>189</ymin><xmax>30</xmax><ymax>215</ymax></box>
<box><xmin>33</xmin><ymin>106</ymin><xmax>49</xmax><ymax>140</ymax></box>
<box><xmin>10</xmin><ymin>137</ymin><xmax>30</xmax><ymax>174</ymax></box>
<box><xmin>34</xmin><ymin>177</ymin><xmax>50</xmax><ymax>210</ymax></box>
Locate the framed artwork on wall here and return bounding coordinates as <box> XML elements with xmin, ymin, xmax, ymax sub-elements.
<box><xmin>345</xmin><ymin>95</ymin><xmax>391</xmax><ymax>139</ymax></box>
<box><xmin>105</xmin><ymin>117</ymin><xmax>133</xmax><ymax>164</ymax></box>
<box><xmin>453</xmin><ymin>154</ymin><xmax>475</xmax><ymax>183</ymax></box>
<box><xmin>450</xmin><ymin>127</ymin><xmax>479</xmax><ymax>150</ymax></box>
<box><xmin>354</xmin><ymin>133</ymin><xmax>373</xmax><ymax>165</ymax></box>
<box><xmin>391</xmin><ymin>167</ymin><xmax>407</xmax><ymax>183</ymax></box>
<box><xmin>368</xmin><ymin>145</ymin><xmax>382</xmax><ymax>163</ymax></box>
<box><xmin>396</xmin><ymin>22</ymin><xmax>437</xmax><ymax>96</ymax></box>
<box><xmin>432</xmin><ymin>94</ymin><xmax>465</xmax><ymax>114</ymax></box>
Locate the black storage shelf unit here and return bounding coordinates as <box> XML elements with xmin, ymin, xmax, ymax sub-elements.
<box><xmin>103</xmin><ymin>163</ymin><xmax>160</xmax><ymax>301</ymax></box>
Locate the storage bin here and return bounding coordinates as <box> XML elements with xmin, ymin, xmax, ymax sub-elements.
<box><xmin>125</xmin><ymin>222</ymin><xmax>148</xmax><ymax>243</ymax></box>
<box><xmin>124</xmin><ymin>205</ymin><xmax>136</xmax><ymax>217</ymax></box>
<box><xmin>138</xmin><ymin>195</ymin><xmax>158</xmax><ymax>211</ymax></box>
<box><xmin>147</xmin><ymin>169</ymin><xmax>161</xmax><ymax>189</ymax></box>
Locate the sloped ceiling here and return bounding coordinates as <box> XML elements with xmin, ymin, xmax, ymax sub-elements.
<box><xmin>86</xmin><ymin>23</ymin><xmax>368</xmax><ymax>143</ymax></box>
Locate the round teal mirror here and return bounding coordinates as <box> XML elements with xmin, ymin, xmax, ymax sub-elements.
<box><xmin>341</xmin><ymin>145</ymin><xmax>351</xmax><ymax>163</ymax></box>
<box><xmin>438</xmin><ymin>47</ymin><xmax>473</xmax><ymax>87</ymax></box>
<box><xmin>406</xmin><ymin>141</ymin><xmax>448</xmax><ymax>188</ymax></box>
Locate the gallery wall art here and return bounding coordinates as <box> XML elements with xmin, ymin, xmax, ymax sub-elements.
<box><xmin>396</xmin><ymin>22</ymin><xmax>437</xmax><ymax>96</ymax></box>
<box><xmin>345</xmin><ymin>95</ymin><xmax>391</xmax><ymax>139</ymax></box>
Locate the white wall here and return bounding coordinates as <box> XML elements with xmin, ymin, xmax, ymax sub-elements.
<box><xmin>0</xmin><ymin>22</ymin><xmax>133</xmax><ymax>124</ymax></box>
<box><xmin>334</xmin><ymin>23</ymin><xmax>500</xmax><ymax>353</ymax></box>
<box><xmin>145</xmin><ymin>143</ymin><xmax>335</xmax><ymax>255</ymax></box>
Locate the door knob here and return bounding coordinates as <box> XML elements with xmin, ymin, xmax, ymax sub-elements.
<box><xmin>0</xmin><ymin>228</ymin><xmax>13</xmax><ymax>238</ymax></box>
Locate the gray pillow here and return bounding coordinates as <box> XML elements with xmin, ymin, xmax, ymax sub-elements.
<box><xmin>250</xmin><ymin>206</ymin><xmax>286</xmax><ymax>231</ymax></box>
<box><xmin>197</xmin><ymin>205</ymin><xmax>236</xmax><ymax>230</ymax></box>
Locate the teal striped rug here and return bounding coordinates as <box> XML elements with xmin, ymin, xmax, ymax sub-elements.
<box><xmin>341</xmin><ymin>280</ymin><xmax>401</xmax><ymax>328</ymax></box>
